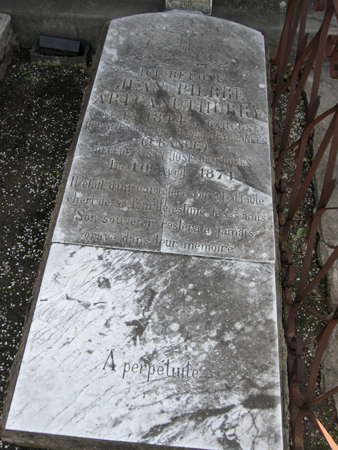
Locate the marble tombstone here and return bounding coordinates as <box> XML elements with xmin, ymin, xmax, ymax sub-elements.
<box><xmin>2</xmin><ymin>12</ymin><xmax>283</xmax><ymax>450</ymax></box>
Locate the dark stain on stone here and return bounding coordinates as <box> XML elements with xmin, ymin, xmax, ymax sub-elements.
<box><xmin>142</xmin><ymin>405</ymin><xmax>235</xmax><ymax>440</ymax></box>
<box><xmin>188</xmin><ymin>110</ymin><xmax>205</xmax><ymax>126</ymax></box>
<box><xmin>155</xmin><ymin>88</ymin><xmax>170</xmax><ymax>103</ymax></box>
<box><xmin>126</xmin><ymin>318</ymin><xmax>149</xmax><ymax>343</ymax></box>
<box><xmin>97</xmin><ymin>277</ymin><xmax>111</xmax><ymax>289</ymax></box>
<box><xmin>140</xmin><ymin>350</ymin><xmax>157</xmax><ymax>365</ymax></box>
<box><xmin>133</xmin><ymin>103</ymin><xmax>148</xmax><ymax>125</ymax></box>
<box><xmin>243</xmin><ymin>393</ymin><xmax>277</xmax><ymax>410</ymax></box>
<box><xmin>117</xmin><ymin>43</ymin><xmax>134</xmax><ymax>61</ymax></box>
<box><xmin>146</xmin><ymin>288</ymin><xmax>157</xmax><ymax>311</ymax></box>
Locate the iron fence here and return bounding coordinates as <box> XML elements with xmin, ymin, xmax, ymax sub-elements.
<box><xmin>271</xmin><ymin>0</ymin><xmax>338</xmax><ymax>448</ymax></box>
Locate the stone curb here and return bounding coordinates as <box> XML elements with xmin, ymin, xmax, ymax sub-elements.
<box><xmin>0</xmin><ymin>13</ymin><xmax>18</xmax><ymax>80</ymax></box>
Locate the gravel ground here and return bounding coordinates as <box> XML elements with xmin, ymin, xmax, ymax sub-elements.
<box><xmin>0</xmin><ymin>49</ymin><xmax>88</xmax><ymax>450</ymax></box>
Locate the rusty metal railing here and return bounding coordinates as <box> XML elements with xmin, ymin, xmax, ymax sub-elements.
<box><xmin>270</xmin><ymin>0</ymin><xmax>338</xmax><ymax>448</ymax></box>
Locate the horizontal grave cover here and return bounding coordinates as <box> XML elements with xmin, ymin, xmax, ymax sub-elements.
<box><xmin>52</xmin><ymin>12</ymin><xmax>275</xmax><ymax>263</ymax></box>
<box><xmin>3</xmin><ymin>12</ymin><xmax>282</xmax><ymax>450</ymax></box>
<box><xmin>5</xmin><ymin>244</ymin><xmax>282</xmax><ymax>449</ymax></box>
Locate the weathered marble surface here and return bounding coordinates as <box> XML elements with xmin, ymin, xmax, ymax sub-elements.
<box><xmin>6</xmin><ymin>243</ymin><xmax>282</xmax><ymax>449</ymax></box>
<box><xmin>3</xmin><ymin>13</ymin><xmax>282</xmax><ymax>450</ymax></box>
<box><xmin>52</xmin><ymin>13</ymin><xmax>274</xmax><ymax>263</ymax></box>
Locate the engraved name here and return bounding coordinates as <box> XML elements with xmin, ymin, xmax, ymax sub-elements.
<box><xmin>95</xmin><ymin>91</ymin><xmax>258</xmax><ymax>118</ymax></box>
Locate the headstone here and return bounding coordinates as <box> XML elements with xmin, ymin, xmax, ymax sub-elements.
<box><xmin>2</xmin><ymin>12</ymin><xmax>283</xmax><ymax>450</ymax></box>
<box><xmin>165</xmin><ymin>0</ymin><xmax>212</xmax><ymax>14</ymax></box>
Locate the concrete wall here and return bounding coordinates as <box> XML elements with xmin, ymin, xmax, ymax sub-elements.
<box><xmin>0</xmin><ymin>0</ymin><xmax>286</xmax><ymax>51</ymax></box>
<box><xmin>0</xmin><ymin>0</ymin><xmax>165</xmax><ymax>49</ymax></box>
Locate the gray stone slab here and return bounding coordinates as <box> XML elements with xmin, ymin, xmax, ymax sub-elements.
<box><xmin>4</xmin><ymin>243</ymin><xmax>282</xmax><ymax>450</ymax></box>
<box><xmin>52</xmin><ymin>12</ymin><xmax>274</xmax><ymax>263</ymax></box>
<box><xmin>2</xmin><ymin>13</ymin><xmax>282</xmax><ymax>450</ymax></box>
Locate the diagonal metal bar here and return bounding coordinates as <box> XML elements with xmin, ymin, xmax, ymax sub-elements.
<box><xmin>304</xmin><ymin>385</ymin><xmax>338</xmax><ymax>409</ymax></box>
<box><xmin>275</xmin><ymin>104</ymin><xmax>337</xmax><ymax>185</ymax></box>
<box><xmin>300</xmin><ymin>303</ymin><xmax>333</xmax><ymax>321</ymax></box>
<box><xmin>295</xmin><ymin>205</ymin><xmax>333</xmax><ymax>301</ymax></box>
<box><xmin>308</xmin><ymin>1</ymin><xmax>335</xmax><ymax>117</ymax></box>
<box><xmin>296</xmin><ymin>0</ymin><xmax>310</xmax><ymax>60</ymax></box>
<box><xmin>273</xmin><ymin>0</ymin><xmax>303</xmax><ymax>89</ymax></box>
<box><xmin>281</xmin><ymin>9</ymin><xmax>334</xmax><ymax>148</ymax></box>
<box><xmin>296</xmin><ymin>238</ymin><xmax>338</xmax><ymax>304</ymax></box>
<box><xmin>314</xmin><ymin>303</ymin><xmax>338</xmax><ymax>342</ymax></box>
<box><xmin>286</xmin><ymin>108</ymin><xmax>338</xmax><ymax>223</ymax></box>
<box><xmin>303</xmin><ymin>318</ymin><xmax>338</xmax><ymax>406</ymax></box>
<box><xmin>281</xmin><ymin>41</ymin><xmax>319</xmax><ymax>147</ymax></box>
<box><xmin>307</xmin><ymin>410</ymin><xmax>338</xmax><ymax>449</ymax></box>
<box><xmin>294</xmin><ymin>409</ymin><xmax>338</xmax><ymax>450</ymax></box>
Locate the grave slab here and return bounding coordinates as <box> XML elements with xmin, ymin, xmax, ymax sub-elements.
<box><xmin>4</xmin><ymin>244</ymin><xmax>282</xmax><ymax>450</ymax></box>
<box><xmin>2</xmin><ymin>12</ymin><xmax>283</xmax><ymax>450</ymax></box>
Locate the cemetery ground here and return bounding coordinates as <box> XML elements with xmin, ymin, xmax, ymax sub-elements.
<box><xmin>0</xmin><ymin>48</ymin><xmax>337</xmax><ymax>449</ymax></box>
<box><xmin>0</xmin><ymin>49</ymin><xmax>88</xmax><ymax>450</ymax></box>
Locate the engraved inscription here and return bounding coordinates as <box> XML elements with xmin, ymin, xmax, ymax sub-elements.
<box><xmin>53</xmin><ymin>26</ymin><xmax>274</xmax><ymax>262</ymax></box>
<box><xmin>60</xmin><ymin>159</ymin><xmax>272</xmax><ymax>257</ymax></box>
<box><xmin>166</xmin><ymin>0</ymin><xmax>212</xmax><ymax>15</ymax></box>
<box><xmin>102</xmin><ymin>349</ymin><xmax>200</xmax><ymax>381</ymax></box>
<box><xmin>122</xmin><ymin>360</ymin><xmax>199</xmax><ymax>381</ymax></box>
<box><xmin>93</xmin><ymin>76</ymin><xmax>260</xmax><ymax>120</ymax></box>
